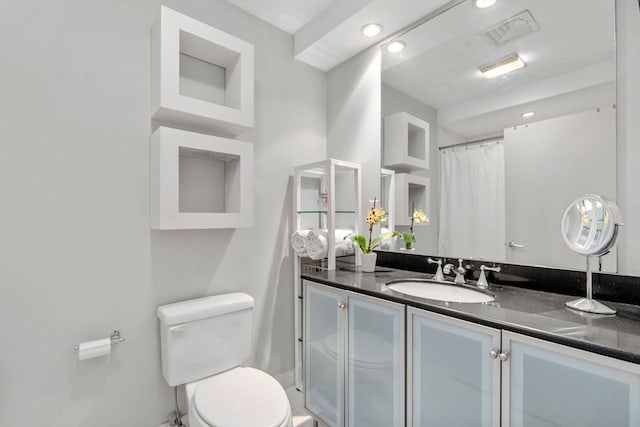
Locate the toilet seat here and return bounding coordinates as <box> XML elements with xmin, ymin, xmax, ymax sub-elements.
<box><xmin>187</xmin><ymin>367</ymin><xmax>292</xmax><ymax>427</ymax></box>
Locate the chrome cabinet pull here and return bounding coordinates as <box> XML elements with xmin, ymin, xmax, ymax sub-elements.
<box><xmin>508</xmin><ymin>241</ymin><xmax>524</xmax><ymax>248</ymax></box>
<box><xmin>490</xmin><ymin>349</ymin><xmax>499</xmax><ymax>359</ymax></box>
<box><xmin>337</xmin><ymin>302</ymin><xmax>347</xmax><ymax>309</ymax></box>
<box><xmin>499</xmin><ymin>351</ymin><xmax>510</xmax><ymax>361</ymax></box>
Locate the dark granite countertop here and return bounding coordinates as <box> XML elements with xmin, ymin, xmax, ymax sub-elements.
<box><xmin>301</xmin><ymin>265</ymin><xmax>640</xmax><ymax>365</ymax></box>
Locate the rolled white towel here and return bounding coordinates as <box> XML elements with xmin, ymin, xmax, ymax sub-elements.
<box><xmin>304</xmin><ymin>229</ymin><xmax>356</xmax><ymax>260</ymax></box>
<box><xmin>290</xmin><ymin>230</ymin><xmax>311</xmax><ymax>257</ymax></box>
<box><xmin>305</xmin><ymin>229</ymin><xmax>328</xmax><ymax>260</ymax></box>
<box><xmin>335</xmin><ymin>240</ymin><xmax>355</xmax><ymax>257</ymax></box>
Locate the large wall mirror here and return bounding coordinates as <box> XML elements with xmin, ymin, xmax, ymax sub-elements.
<box><xmin>380</xmin><ymin>0</ymin><xmax>618</xmax><ymax>272</ymax></box>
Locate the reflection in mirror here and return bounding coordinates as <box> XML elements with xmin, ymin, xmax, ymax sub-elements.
<box><xmin>380</xmin><ymin>0</ymin><xmax>617</xmax><ymax>272</ymax></box>
<box><xmin>561</xmin><ymin>194</ymin><xmax>622</xmax><ymax>315</ymax></box>
<box><xmin>561</xmin><ymin>195</ymin><xmax>622</xmax><ymax>257</ymax></box>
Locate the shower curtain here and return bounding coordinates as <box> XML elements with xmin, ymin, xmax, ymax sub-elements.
<box><xmin>438</xmin><ymin>141</ymin><xmax>506</xmax><ymax>261</ymax></box>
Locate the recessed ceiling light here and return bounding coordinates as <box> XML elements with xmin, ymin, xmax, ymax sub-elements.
<box><xmin>386</xmin><ymin>40</ymin><xmax>406</xmax><ymax>53</ymax></box>
<box><xmin>479</xmin><ymin>53</ymin><xmax>525</xmax><ymax>79</ymax></box>
<box><xmin>521</xmin><ymin>111</ymin><xmax>535</xmax><ymax>118</ymax></box>
<box><xmin>361</xmin><ymin>23</ymin><xmax>383</xmax><ymax>37</ymax></box>
<box><xmin>473</xmin><ymin>0</ymin><xmax>497</xmax><ymax>8</ymax></box>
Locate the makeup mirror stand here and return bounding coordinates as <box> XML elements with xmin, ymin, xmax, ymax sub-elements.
<box><xmin>565</xmin><ymin>255</ymin><xmax>616</xmax><ymax>315</ymax></box>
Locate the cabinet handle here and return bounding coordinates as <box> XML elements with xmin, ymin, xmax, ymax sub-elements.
<box><xmin>499</xmin><ymin>351</ymin><xmax>509</xmax><ymax>361</ymax></box>
<box><xmin>490</xmin><ymin>349</ymin><xmax>499</xmax><ymax>359</ymax></box>
<box><xmin>338</xmin><ymin>302</ymin><xmax>347</xmax><ymax>309</ymax></box>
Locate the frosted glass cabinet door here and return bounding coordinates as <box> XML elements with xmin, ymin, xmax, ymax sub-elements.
<box><xmin>503</xmin><ymin>331</ymin><xmax>640</xmax><ymax>427</ymax></box>
<box><xmin>304</xmin><ymin>283</ymin><xmax>345</xmax><ymax>427</ymax></box>
<box><xmin>408</xmin><ymin>308</ymin><xmax>501</xmax><ymax>427</ymax></box>
<box><xmin>347</xmin><ymin>294</ymin><xmax>405</xmax><ymax>427</ymax></box>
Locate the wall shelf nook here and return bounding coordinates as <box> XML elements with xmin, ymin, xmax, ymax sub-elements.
<box><xmin>394</xmin><ymin>173</ymin><xmax>429</xmax><ymax>226</ymax></box>
<box><xmin>151</xmin><ymin>6</ymin><xmax>254</xmax><ymax>135</ymax></box>
<box><xmin>150</xmin><ymin>126</ymin><xmax>253</xmax><ymax>230</ymax></box>
<box><xmin>384</xmin><ymin>111</ymin><xmax>430</xmax><ymax>171</ymax></box>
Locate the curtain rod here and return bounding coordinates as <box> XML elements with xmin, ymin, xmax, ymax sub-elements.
<box><xmin>439</xmin><ymin>135</ymin><xmax>504</xmax><ymax>151</ymax></box>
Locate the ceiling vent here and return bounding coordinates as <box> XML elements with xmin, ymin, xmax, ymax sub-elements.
<box><xmin>480</xmin><ymin>10</ymin><xmax>540</xmax><ymax>47</ymax></box>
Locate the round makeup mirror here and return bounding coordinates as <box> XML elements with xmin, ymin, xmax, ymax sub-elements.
<box><xmin>561</xmin><ymin>195</ymin><xmax>622</xmax><ymax>315</ymax></box>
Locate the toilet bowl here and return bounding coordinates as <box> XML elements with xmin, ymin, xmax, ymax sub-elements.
<box><xmin>185</xmin><ymin>367</ymin><xmax>292</xmax><ymax>427</ymax></box>
<box><xmin>157</xmin><ymin>293</ymin><xmax>293</xmax><ymax>427</ymax></box>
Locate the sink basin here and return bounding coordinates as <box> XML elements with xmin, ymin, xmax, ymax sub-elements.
<box><xmin>385</xmin><ymin>279</ymin><xmax>495</xmax><ymax>303</ymax></box>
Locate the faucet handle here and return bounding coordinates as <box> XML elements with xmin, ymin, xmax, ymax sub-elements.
<box><xmin>429</xmin><ymin>258</ymin><xmax>445</xmax><ymax>281</ymax></box>
<box><xmin>481</xmin><ymin>265</ymin><xmax>501</xmax><ymax>273</ymax></box>
<box><xmin>478</xmin><ymin>265</ymin><xmax>501</xmax><ymax>289</ymax></box>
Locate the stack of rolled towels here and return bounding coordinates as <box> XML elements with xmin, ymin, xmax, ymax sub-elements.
<box><xmin>290</xmin><ymin>229</ymin><xmax>355</xmax><ymax>260</ymax></box>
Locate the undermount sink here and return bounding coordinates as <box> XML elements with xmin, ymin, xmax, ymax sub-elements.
<box><xmin>385</xmin><ymin>279</ymin><xmax>495</xmax><ymax>303</ymax></box>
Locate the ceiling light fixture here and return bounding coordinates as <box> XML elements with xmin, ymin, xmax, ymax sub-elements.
<box><xmin>361</xmin><ymin>23</ymin><xmax>383</xmax><ymax>37</ymax></box>
<box><xmin>386</xmin><ymin>40</ymin><xmax>406</xmax><ymax>53</ymax></box>
<box><xmin>479</xmin><ymin>53</ymin><xmax>525</xmax><ymax>79</ymax></box>
<box><xmin>521</xmin><ymin>111</ymin><xmax>535</xmax><ymax>118</ymax></box>
<box><xmin>473</xmin><ymin>0</ymin><xmax>497</xmax><ymax>8</ymax></box>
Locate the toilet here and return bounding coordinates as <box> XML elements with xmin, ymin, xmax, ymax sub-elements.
<box><xmin>157</xmin><ymin>293</ymin><xmax>293</xmax><ymax>427</ymax></box>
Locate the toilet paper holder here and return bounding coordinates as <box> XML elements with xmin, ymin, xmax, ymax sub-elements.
<box><xmin>74</xmin><ymin>330</ymin><xmax>125</xmax><ymax>350</ymax></box>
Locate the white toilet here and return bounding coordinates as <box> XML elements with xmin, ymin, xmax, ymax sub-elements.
<box><xmin>157</xmin><ymin>293</ymin><xmax>293</xmax><ymax>427</ymax></box>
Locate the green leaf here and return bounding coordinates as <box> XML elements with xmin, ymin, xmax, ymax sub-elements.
<box><xmin>369</xmin><ymin>231</ymin><xmax>397</xmax><ymax>251</ymax></box>
<box><xmin>345</xmin><ymin>234</ymin><xmax>368</xmax><ymax>253</ymax></box>
<box><xmin>401</xmin><ymin>232</ymin><xmax>415</xmax><ymax>244</ymax></box>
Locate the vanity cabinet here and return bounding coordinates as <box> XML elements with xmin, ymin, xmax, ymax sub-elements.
<box><xmin>408</xmin><ymin>308</ymin><xmax>501</xmax><ymax>426</ymax></box>
<box><xmin>304</xmin><ymin>280</ymin><xmax>405</xmax><ymax>427</ymax></box>
<box><xmin>408</xmin><ymin>307</ymin><xmax>640</xmax><ymax>427</ymax></box>
<box><xmin>503</xmin><ymin>331</ymin><xmax>640</xmax><ymax>427</ymax></box>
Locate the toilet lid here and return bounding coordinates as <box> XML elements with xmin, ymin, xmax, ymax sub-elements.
<box><xmin>193</xmin><ymin>367</ymin><xmax>290</xmax><ymax>427</ymax></box>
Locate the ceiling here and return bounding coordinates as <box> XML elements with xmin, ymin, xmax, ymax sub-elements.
<box><xmin>224</xmin><ymin>0</ymin><xmax>338</xmax><ymax>34</ymax></box>
<box><xmin>225</xmin><ymin>0</ymin><xmax>453</xmax><ymax>71</ymax></box>
<box><xmin>225</xmin><ymin>0</ymin><xmax>616</xmax><ymax>138</ymax></box>
<box><xmin>381</xmin><ymin>0</ymin><xmax>616</xmax><ymax>137</ymax></box>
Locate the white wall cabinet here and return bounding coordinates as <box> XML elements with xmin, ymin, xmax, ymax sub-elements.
<box><xmin>408</xmin><ymin>306</ymin><xmax>640</xmax><ymax>427</ymax></box>
<box><xmin>304</xmin><ymin>281</ymin><xmax>405</xmax><ymax>427</ymax></box>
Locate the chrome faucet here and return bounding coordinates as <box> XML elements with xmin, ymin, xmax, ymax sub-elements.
<box><xmin>477</xmin><ymin>265</ymin><xmax>501</xmax><ymax>289</ymax></box>
<box><xmin>443</xmin><ymin>258</ymin><xmax>467</xmax><ymax>285</ymax></box>
<box><xmin>428</xmin><ymin>258</ymin><xmax>445</xmax><ymax>281</ymax></box>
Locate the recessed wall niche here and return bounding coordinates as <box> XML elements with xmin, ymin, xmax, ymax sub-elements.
<box><xmin>394</xmin><ymin>173</ymin><xmax>429</xmax><ymax>226</ymax></box>
<box><xmin>151</xmin><ymin>6</ymin><xmax>254</xmax><ymax>135</ymax></box>
<box><xmin>150</xmin><ymin>127</ymin><xmax>253</xmax><ymax>229</ymax></box>
<box><xmin>384</xmin><ymin>112</ymin><xmax>430</xmax><ymax>171</ymax></box>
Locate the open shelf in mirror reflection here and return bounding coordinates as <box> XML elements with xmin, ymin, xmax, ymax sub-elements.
<box><xmin>296</xmin><ymin>210</ymin><xmax>356</xmax><ymax>214</ymax></box>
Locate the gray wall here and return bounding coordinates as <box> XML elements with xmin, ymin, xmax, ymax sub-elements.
<box><xmin>381</xmin><ymin>84</ymin><xmax>440</xmax><ymax>255</ymax></box>
<box><xmin>327</xmin><ymin>47</ymin><xmax>382</xmax><ymax>217</ymax></box>
<box><xmin>0</xmin><ymin>1</ymin><xmax>326</xmax><ymax>426</ymax></box>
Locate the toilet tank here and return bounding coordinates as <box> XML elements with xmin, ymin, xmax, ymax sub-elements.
<box><xmin>157</xmin><ymin>293</ymin><xmax>254</xmax><ymax>387</ymax></box>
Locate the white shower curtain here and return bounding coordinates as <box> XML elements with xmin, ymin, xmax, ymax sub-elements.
<box><xmin>438</xmin><ymin>141</ymin><xmax>506</xmax><ymax>261</ymax></box>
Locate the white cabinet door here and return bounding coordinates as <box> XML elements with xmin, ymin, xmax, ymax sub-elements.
<box><xmin>304</xmin><ymin>282</ymin><xmax>346</xmax><ymax>427</ymax></box>
<box><xmin>304</xmin><ymin>282</ymin><xmax>405</xmax><ymax>427</ymax></box>
<box><xmin>408</xmin><ymin>308</ymin><xmax>501</xmax><ymax>427</ymax></box>
<box><xmin>347</xmin><ymin>293</ymin><xmax>405</xmax><ymax>427</ymax></box>
<box><xmin>503</xmin><ymin>331</ymin><xmax>640</xmax><ymax>427</ymax></box>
